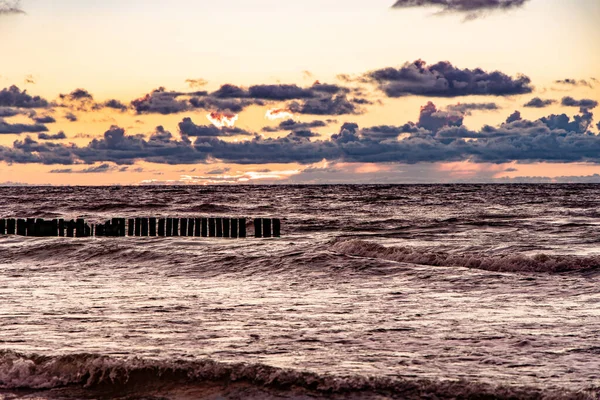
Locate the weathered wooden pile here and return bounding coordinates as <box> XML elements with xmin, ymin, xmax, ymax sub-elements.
<box><xmin>0</xmin><ymin>217</ymin><xmax>281</xmax><ymax>238</ymax></box>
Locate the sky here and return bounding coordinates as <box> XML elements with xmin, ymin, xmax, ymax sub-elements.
<box><xmin>1</xmin><ymin>0</ymin><xmax>599</xmax><ymax>185</ymax></box>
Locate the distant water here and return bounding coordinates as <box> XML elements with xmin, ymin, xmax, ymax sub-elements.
<box><xmin>0</xmin><ymin>185</ymin><xmax>599</xmax><ymax>399</ymax></box>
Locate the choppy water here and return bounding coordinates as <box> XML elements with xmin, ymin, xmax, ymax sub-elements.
<box><xmin>0</xmin><ymin>185</ymin><xmax>599</xmax><ymax>399</ymax></box>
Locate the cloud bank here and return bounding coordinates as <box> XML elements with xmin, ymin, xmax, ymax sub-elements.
<box><xmin>0</xmin><ymin>104</ymin><xmax>597</xmax><ymax>166</ymax></box>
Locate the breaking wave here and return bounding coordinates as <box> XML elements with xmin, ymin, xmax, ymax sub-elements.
<box><xmin>330</xmin><ymin>239</ymin><xmax>600</xmax><ymax>274</ymax></box>
<box><xmin>0</xmin><ymin>351</ymin><xmax>593</xmax><ymax>399</ymax></box>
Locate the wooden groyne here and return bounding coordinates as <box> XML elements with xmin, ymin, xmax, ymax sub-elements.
<box><xmin>0</xmin><ymin>217</ymin><xmax>281</xmax><ymax>238</ymax></box>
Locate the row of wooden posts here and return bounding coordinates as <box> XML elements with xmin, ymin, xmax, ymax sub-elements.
<box><xmin>0</xmin><ymin>217</ymin><xmax>281</xmax><ymax>238</ymax></box>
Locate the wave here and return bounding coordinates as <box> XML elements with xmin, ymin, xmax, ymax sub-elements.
<box><xmin>329</xmin><ymin>239</ymin><xmax>600</xmax><ymax>274</ymax></box>
<box><xmin>0</xmin><ymin>351</ymin><xmax>593</xmax><ymax>399</ymax></box>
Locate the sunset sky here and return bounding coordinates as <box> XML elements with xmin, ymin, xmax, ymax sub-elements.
<box><xmin>1</xmin><ymin>0</ymin><xmax>599</xmax><ymax>184</ymax></box>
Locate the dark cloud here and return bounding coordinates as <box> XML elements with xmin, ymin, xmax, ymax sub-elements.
<box><xmin>0</xmin><ymin>0</ymin><xmax>24</xmax><ymax>15</ymax></box>
<box><xmin>561</xmin><ymin>96</ymin><xmax>598</xmax><ymax>109</ymax></box>
<box><xmin>248</xmin><ymin>84</ymin><xmax>314</xmax><ymax>100</ymax></box>
<box><xmin>206</xmin><ymin>167</ymin><xmax>231</xmax><ymax>175</ymax></box>
<box><xmin>188</xmin><ymin>96</ymin><xmax>258</xmax><ymax>113</ymax></box>
<box><xmin>446</xmin><ymin>102</ymin><xmax>499</xmax><ymax>113</ymax></box>
<box><xmin>38</xmin><ymin>132</ymin><xmax>67</xmax><ymax>140</ymax></box>
<box><xmin>366</xmin><ymin>60</ymin><xmax>533</xmax><ymax>97</ymax></box>
<box><xmin>131</xmin><ymin>87</ymin><xmax>258</xmax><ymax>114</ymax></box>
<box><xmin>50</xmin><ymin>163</ymin><xmax>115</xmax><ymax>174</ymax></box>
<box><xmin>524</xmin><ymin>97</ymin><xmax>557</xmax><ymax>108</ymax></box>
<box><xmin>211</xmin><ymin>84</ymin><xmax>249</xmax><ymax>99</ymax></box>
<box><xmin>0</xmin><ymin>108</ymin><xmax>21</xmax><ymax>118</ymax></box>
<box><xmin>555</xmin><ymin>79</ymin><xmax>593</xmax><ymax>88</ymax></box>
<box><xmin>1</xmin><ymin>107</ymin><xmax>599</xmax><ymax>166</ymax></box>
<box><xmin>289</xmin><ymin>95</ymin><xmax>361</xmax><ymax>115</ymax></box>
<box><xmin>64</xmin><ymin>112</ymin><xmax>78</xmax><ymax>122</ymax></box>
<box><xmin>505</xmin><ymin>110</ymin><xmax>522</xmax><ymax>124</ymax></box>
<box><xmin>391</xmin><ymin>0</ymin><xmax>530</xmax><ymax>20</ymax></box>
<box><xmin>0</xmin><ymin>86</ymin><xmax>48</xmax><ymax>108</ymax></box>
<box><xmin>60</xmin><ymin>89</ymin><xmax>93</xmax><ymax>101</ymax></box>
<box><xmin>178</xmin><ymin>117</ymin><xmax>252</xmax><ymax>138</ymax></box>
<box><xmin>0</xmin><ymin>119</ymin><xmax>48</xmax><ymax>134</ymax></box>
<box><xmin>104</xmin><ymin>99</ymin><xmax>128</xmax><ymax>111</ymax></box>
<box><xmin>32</xmin><ymin>115</ymin><xmax>56</xmax><ymax>124</ymax></box>
<box><xmin>262</xmin><ymin>119</ymin><xmax>328</xmax><ymax>133</ymax></box>
<box><xmin>417</xmin><ymin>101</ymin><xmax>464</xmax><ymax>131</ymax></box>
<box><xmin>131</xmin><ymin>88</ymin><xmax>189</xmax><ymax>115</ymax></box>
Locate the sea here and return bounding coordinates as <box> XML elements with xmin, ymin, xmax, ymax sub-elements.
<box><xmin>0</xmin><ymin>185</ymin><xmax>599</xmax><ymax>399</ymax></box>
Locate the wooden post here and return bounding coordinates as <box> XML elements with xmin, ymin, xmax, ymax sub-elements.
<box><xmin>180</xmin><ymin>218</ymin><xmax>188</xmax><ymax>237</ymax></box>
<box><xmin>135</xmin><ymin>218</ymin><xmax>142</xmax><ymax>236</ymax></box>
<box><xmin>201</xmin><ymin>218</ymin><xmax>208</xmax><ymax>237</ymax></box>
<box><xmin>35</xmin><ymin>219</ymin><xmax>44</xmax><ymax>236</ymax></box>
<box><xmin>158</xmin><ymin>218</ymin><xmax>166</xmax><ymax>236</ymax></box>
<box><xmin>7</xmin><ymin>219</ymin><xmax>16</xmax><ymax>235</ymax></box>
<box><xmin>273</xmin><ymin>218</ymin><xmax>281</xmax><ymax>237</ymax></box>
<box><xmin>172</xmin><ymin>218</ymin><xmax>180</xmax><ymax>236</ymax></box>
<box><xmin>76</xmin><ymin>219</ymin><xmax>85</xmax><ymax>237</ymax></box>
<box><xmin>208</xmin><ymin>218</ymin><xmax>216</xmax><ymax>237</ymax></box>
<box><xmin>254</xmin><ymin>218</ymin><xmax>262</xmax><ymax>238</ymax></box>
<box><xmin>263</xmin><ymin>218</ymin><xmax>272</xmax><ymax>238</ymax></box>
<box><xmin>66</xmin><ymin>220</ymin><xmax>75</xmax><ymax>237</ymax></box>
<box><xmin>239</xmin><ymin>218</ymin><xmax>246</xmax><ymax>238</ymax></box>
<box><xmin>141</xmin><ymin>218</ymin><xmax>149</xmax><ymax>236</ymax></box>
<box><xmin>128</xmin><ymin>219</ymin><xmax>135</xmax><ymax>236</ymax></box>
<box><xmin>231</xmin><ymin>218</ymin><xmax>238</xmax><ymax>238</ymax></box>
<box><xmin>0</xmin><ymin>219</ymin><xmax>5</xmax><ymax>235</ymax></box>
<box><xmin>187</xmin><ymin>218</ymin><xmax>194</xmax><ymax>236</ymax></box>
<box><xmin>223</xmin><ymin>218</ymin><xmax>230</xmax><ymax>238</ymax></box>
<box><xmin>58</xmin><ymin>219</ymin><xmax>65</xmax><ymax>236</ymax></box>
<box><xmin>194</xmin><ymin>218</ymin><xmax>201</xmax><ymax>236</ymax></box>
<box><xmin>216</xmin><ymin>218</ymin><xmax>223</xmax><ymax>237</ymax></box>
<box><xmin>16</xmin><ymin>219</ymin><xmax>26</xmax><ymax>236</ymax></box>
<box><xmin>166</xmin><ymin>218</ymin><xmax>173</xmax><ymax>237</ymax></box>
<box><xmin>96</xmin><ymin>224</ymin><xmax>105</xmax><ymax>237</ymax></box>
<box><xmin>149</xmin><ymin>218</ymin><xmax>157</xmax><ymax>237</ymax></box>
<box><xmin>26</xmin><ymin>218</ymin><xmax>36</xmax><ymax>236</ymax></box>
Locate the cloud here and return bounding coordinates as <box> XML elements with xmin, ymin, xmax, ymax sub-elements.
<box><xmin>131</xmin><ymin>87</ymin><xmax>192</xmax><ymax>115</ymax></box>
<box><xmin>185</xmin><ymin>78</ymin><xmax>208</xmax><ymax>89</ymax></box>
<box><xmin>205</xmin><ymin>167</ymin><xmax>231</xmax><ymax>175</ymax></box>
<box><xmin>524</xmin><ymin>97</ymin><xmax>557</xmax><ymax>108</ymax></box>
<box><xmin>104</xmin><ymin>99</ymin><xmax>128</xmax><ymax>111</ymax></box>
<box><xmin>1</xmin><ymin>106</ymin><xmax>598</xmax><ymax>166</ymax></box>
<box><xmin>38</xmin><ymin>131</ymin><xmax>67</xmax><ymax>140</ymax></box>
<box><xmin>0</xmin><ymin>0</ymin><xmax>24</xmax><ymax>15</ymax></box>
<box><xmin>0</xmin><ymin>86</ymin><xmax>49</xmax><ymax>108</ymax></box>
<box><xmin>50</xmin><ymin>163</ymin><xmax>116</xmax><ymax>174</ymax></box>
<box><xmin>446</xmin><ymin>102</ymin><xmax>500</xmax><ymax>114</ymax></box>
<box><xmin>391</xmin><ymin>0</ymin><xmax>530</xmax><ymax>20</ymax></box>
<box><xmin>555</xmin><ymin>79</ymin><xmax>593</xmax><ymax>88</ymax></box>
<box><xmin>366</xmin><ymin>60</ymin><xmax>533</xmax><ymax>97</ymax></box>
<box><xmin>561</xmin><ymin>96</ymin><xmax>598</xmax><ymax>109</ymax></box>
<box><xmin>131</xmin><ymin>86</ymin><xmax>258</xmax><ymax>115</ymax></box>
<box><xmin>289</xmin><ymin>95</ymin><xmax>362</xmax><ymax>115</ymax></box>
<box><xmin>0</xmin><ymin>107</ymin><xmax>22</xmax><ymax>118</ymax></box>
<box><xmin>417</xmin><ymin>101</ymin><xmax>463</xmax><ymax>131</ymax></box>
<box><xmin>178</xmin><ymin>117</ymin><xmax>252</xmax><ymax>137</ymax></box>
<box><xmin>262</xmin><ymin>119</ymin><xmax>328</xmax><ymax>133</ymax></box>
<box><xmin>0</xmin><ymin>119</ymin><xmax>48</xmax><ymax>134</ymax></box>
<box><xmin>32</xmin><ymin>115</ymin><xmax>56</xmax><ymax>124</ymax></box>
<box><xmin>64</xmin><ymin>112</ymin><xmax>78</xmax><ymax>122</ymax></box>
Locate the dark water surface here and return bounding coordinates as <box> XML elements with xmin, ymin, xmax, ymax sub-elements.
<box><xmin>0</xmin><ymin>185</ymin><xmax>599</xmax><ymax>399</ymax></box>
